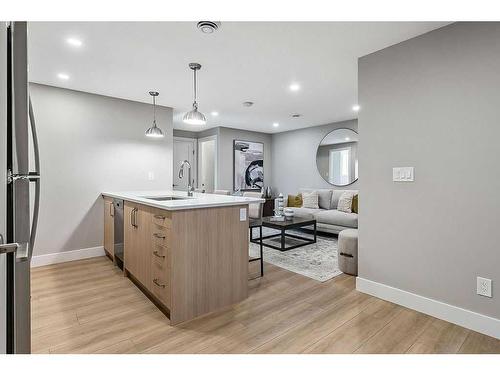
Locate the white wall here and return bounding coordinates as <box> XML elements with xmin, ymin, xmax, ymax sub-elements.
<box><xmin>358</xmin><ymin>22</ymin><xmax>500</xmax><ymax>321</ymax></box>
<box><xmin>29</xmin><ymin>84</ymin><xmax>173</xmax><ymax>256</ymax></box>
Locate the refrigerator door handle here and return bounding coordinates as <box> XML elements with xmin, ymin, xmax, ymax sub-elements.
<box><xmin>0</xmin><ymin>234</ymin><xmax>19</xmax><ymax>255</ymax></box>
<box><xmin>27</xmin><ymin>96</ymin><xmax>40</xmax><ymax>260</ymax></box>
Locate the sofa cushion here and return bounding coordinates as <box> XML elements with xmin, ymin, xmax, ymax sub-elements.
<box><xmin>313</xmin><ymin>209</ymin><xmax>358</xmax><ymax>228</ymax></box>
<box><xmin>301</xmin><ymin>191</ymin><xmax>319</xmax><ymax>209</ymax></box>
<box><xmin>331</xmin><ymin>189</ymin><xmax>359</xmax><ymax>209</ymax></box>
<box><xmin>290</xmin><ymin>207</ymin><xmax>324</xmax><ymax>220</ymax></box>
<box><xmin>300</xmin><ymin>188</ymin><xmax>333</xmax><ymax>209</ymax></box>
<box><xmin>287</xmin><ymin>194</ymin><xmax>303</xmax><ymax>208</ymax></box>
<box><xmin>337</xmin><ymin>191</ymin><xmax>355</xmax><ymax>213</ymax></box>
<box><xmin>351</xmin><ymin>194</ymin><xmax>358</xmax><ymax>214</ymax></box>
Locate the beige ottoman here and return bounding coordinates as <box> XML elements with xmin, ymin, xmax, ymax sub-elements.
<box><xmin>338</xmin><ymin>229</ymin><xmax>358</xmax><ymax>276</ymax></box>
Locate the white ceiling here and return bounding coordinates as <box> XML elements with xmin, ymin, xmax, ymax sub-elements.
<box><xmin>28</xmin><ymin>22</ymin><xmax>449</xmax><ymax>134</ymax></box>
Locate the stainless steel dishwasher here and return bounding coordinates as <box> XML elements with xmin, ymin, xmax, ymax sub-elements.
<box><xmin>113</xmin><ymin>199</ymin><xmax>124</xmax><ymax>270</ymax></box>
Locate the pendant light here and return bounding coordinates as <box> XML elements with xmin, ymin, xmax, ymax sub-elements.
<box><xmin>183</xmin><ymin>63</ymin><xmax>207</xmax><ymax>125</ymax></box>
<box><xmin>145</xmin><ymin>91</ymin><xmax>164</xmax><ymax>138</ymax></box>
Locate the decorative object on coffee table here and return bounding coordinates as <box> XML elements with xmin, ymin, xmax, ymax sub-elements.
<box><xmin>338</xmin><ymin>228</ymin><xmax>358</xmax><ymax>275</ymax></box>
<box><xmin>275</xmin><ymin>193</ymin><xmax>284</xmax><ymax>217</ymax></box>
<box><xmin>251</xmin><ymin>217</ymin><xmax>317</xmax><ymax>251</ymax></box>
<box><xmin>233</xmin><ymin>140</ymin><xmax>264</xmax><ymax>191</ymax></box>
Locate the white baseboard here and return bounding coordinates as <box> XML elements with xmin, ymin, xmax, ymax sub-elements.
<box><xmin>31</xmin><ymin>246</ymin><xmax>105</xmax><ymax>268</ymax></box>
<box><xmin>356</xmin><ymin>277</ymin><xmax>500</xmax><ymax>340</ymax></box>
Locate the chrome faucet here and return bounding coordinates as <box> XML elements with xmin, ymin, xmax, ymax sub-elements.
<box><xmin>178</xmin><ymin>160</ymin><xmax>194</xmax><ymax>197</ymax></box>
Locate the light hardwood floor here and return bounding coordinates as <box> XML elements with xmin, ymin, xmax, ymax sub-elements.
<box><xmin>31</xmin><ymin>256</ymin><xmax>500</xmax><ymax>354</ymax></box>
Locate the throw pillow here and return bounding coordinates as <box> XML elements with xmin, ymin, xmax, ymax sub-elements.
<box><xmin>337</xmin><ymin>191</ymin><xmax>355</xmax><ymax>213</ymax></box>
<box><xmin>295</xmin><ymin>193</ymin><xmax>303</xmax><ymax>207</ymax></box>
<box><xmin>351</xmin><ymin>194</ymin><xmax>358</xmax><ymax>214</ymax></box>
<box><xmin>302</xmin><ymin>191</ymin><xmax>319</xmax><ymax>209</ymax></box>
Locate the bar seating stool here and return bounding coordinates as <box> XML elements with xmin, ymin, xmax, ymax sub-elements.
<box><xmin>244</xmin><ymin>192</ymin><xmax>264</xmax><ymax>278</ymax></box>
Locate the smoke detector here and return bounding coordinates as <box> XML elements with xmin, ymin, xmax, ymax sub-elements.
<box><xmin>242</xmin><ymin>101</ymin><xmax>254</xmax><ymax>107</ymax></box>
<box><xmin>197</xmin><ymin>21</ymin><xmax>221</xmax><ymax>34</ymax></box>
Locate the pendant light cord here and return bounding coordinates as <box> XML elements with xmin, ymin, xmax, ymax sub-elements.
<box><xmin>153</xmin><ymin>95</ymin><xmax>157</xmax><ymax>126</ymax></box>
<box><xmin>193</xmin><ymin>68</ymin><xmax>198</xmax><ymax>107</ymax></box>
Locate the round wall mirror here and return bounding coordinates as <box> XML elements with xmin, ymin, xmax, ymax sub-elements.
<box><xmin>316</xmin><ymin>128</ymin><xmax>359</xmax><ymax>186</ymax></box>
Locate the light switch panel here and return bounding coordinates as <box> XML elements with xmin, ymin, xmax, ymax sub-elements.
<box><xmin>240</xmin><ymin>208</ymin><xmax>247</xmax><ymax>221</ymax></box>
<box><xmin>393</xmin><ymin>167</ymin><xmax>414</xmax><ymax>182</ymax></box>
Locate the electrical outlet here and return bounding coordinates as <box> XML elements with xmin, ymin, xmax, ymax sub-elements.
<box><xmin>477</xmin><ymin>277</ymin><xmax>492</xmax><ymax>298</ymax></box>
<box><xmin>239</xmin><ymin>208</ymin><xmax>247</xmax><ymax>221</ymax></box>
<box><xmin>148</xmin><ymin>171</ymin><xmax>155</xmax><ymax>181</ymax></box>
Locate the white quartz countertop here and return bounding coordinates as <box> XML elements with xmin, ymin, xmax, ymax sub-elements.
<box><xmin>102</xmin><ymin>190</ymin><xmax>265</xmax><ymax>211</ymax></box>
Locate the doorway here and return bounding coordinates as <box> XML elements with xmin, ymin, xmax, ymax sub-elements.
<box><xmin>173</xmin><ymin>137</ymin><xmax>196</xmax><ymax>191</ymax></box>
<box><xmin>198</xmin><ymin>135</ymin><xmax>218</xmax><ymax>193</ymax></box>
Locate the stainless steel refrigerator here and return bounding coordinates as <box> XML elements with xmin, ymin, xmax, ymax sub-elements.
<box><xmin>0</xmin><ymin>21</ymin><xmax>40</xmax><ymax>354</ymax></box>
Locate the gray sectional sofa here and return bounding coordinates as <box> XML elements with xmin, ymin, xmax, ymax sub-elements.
<box><xmin>287</xmin><ymin>188</ymin><xmax>358</xmax><ymax>234</ymax></box>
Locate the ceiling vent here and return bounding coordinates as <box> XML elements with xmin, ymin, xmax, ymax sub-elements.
<box><xmin>197</xmin><ymin>21</ymin><xmax>221</xmax><ymax>34</ymax></box>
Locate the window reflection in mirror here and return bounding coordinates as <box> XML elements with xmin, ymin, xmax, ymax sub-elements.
<box><xmin>316</xmin><ymin>128</ymin><xmax>358</xmax><ymax>186</ymax></box>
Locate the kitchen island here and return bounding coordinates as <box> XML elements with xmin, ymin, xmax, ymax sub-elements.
<box><xmin>102</xmin><ymin>191</ymin><xmax>264</xmax><ymax>325</ymax></box>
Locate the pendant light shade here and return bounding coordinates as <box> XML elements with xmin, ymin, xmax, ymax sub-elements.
<box><xmin>183</xmin><ymin>103</ymin><xmax>207</xmax><ymax>125</ymax></box>
<box><xmin>145</xmin><ymin>91</ymin><xmax>164</xmax><ymax>138</ymax></box>
<box><xmin>183</xmin><ymin>63</ymin><xmax>206</xmax><ymax>126</ymax></box>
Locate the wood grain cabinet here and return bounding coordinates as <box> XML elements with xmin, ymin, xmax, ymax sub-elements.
<box><xmin>103</xmin><ymin>198</ymin><xmax>114</xmax><ymax>260</ymax></box>
<box><xmin>120</xmin><ymin>201</ymin><xmax>248</xmax><ymax>325</ymax></box>
<box><xmin>124</xmin><ymin>202</ymin><xmax>152</xmax><ymax>289</ymax></box>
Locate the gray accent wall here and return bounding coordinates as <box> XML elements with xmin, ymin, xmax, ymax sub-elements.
<box><xmin>217</xmin><ymin>127</ymin><xmax>272</xmax><ymax>192</ymax></box>
<box><xmin>271</xmin><ymin>119</ymin><xmax>358</xmax><ymax>196</ymax></box>
<box><xmin>30</xmin><ymin>84</ymin><xmax>173</xmax><ymax>256</ymax></box>
<box><xmin>358</xmin><ymin>22</ymin><xmax>499</xmax><ymax>319</ymax></box>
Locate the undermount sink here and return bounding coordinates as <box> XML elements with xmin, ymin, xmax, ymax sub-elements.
<box><xmin>140</xmin><ymin>195</ymin><xmax>191</xmax><ymax>201</ymax></box>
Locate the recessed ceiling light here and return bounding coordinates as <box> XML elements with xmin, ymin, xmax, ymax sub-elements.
<box><xmin>211</xmin><ymin>111</ymin><xmax>219</xmax><ymax>116</ymax></box>
<box><xmin>66</xmin><ymin>37</ymin><xmax>82</xmax><ymax>47</ymax></box>
<box><xmin>352</xmin><ymin>104</ymin><xmax>360</xmax><ymax>111</ymax></box>
<box><xmin>289</xmin><ymin>83</ymin><xmax>300</xmax><ymax>92</ymax></box>
<box><xmin>242</xmin><ymin>101</ymin><xmax>254</xmax><ymax>107</ymax></box>
<box><xmin>57</xmin><ymin>73</ymin><xmax>70</xmax><ymax>80</ymax></box>
<box><xmin>273</xmin><ymin>122</ymin><xmax>279</xmax><ymax>128</ymax></box>
<box><xmin>345</xmin><ymin>137</ymin><xmax>350</xmax><ymax>141</ymax></box>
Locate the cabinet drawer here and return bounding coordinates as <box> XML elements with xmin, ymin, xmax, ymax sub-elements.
<box><xmin>151</xmin><ymin>262</ymin><xmax>170</xmax><ymax>307</ymax></box>
<box><xmin>151</xmin><ymin>210</ymin><xmax>171</xmax><ymax>229</ymax></box>
<box><xmin>151</xmin><ymin>243</ymin><xmax>170</xmax><ymax>270</ymax></box>
<box><xmin>152</xmin><ymin>228</ymin><xmax>170</xmax><ymax>247</ymax></box>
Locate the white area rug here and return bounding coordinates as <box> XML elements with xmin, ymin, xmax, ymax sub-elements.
<box><xmin>249</xmin><ymin>227</ymin><xmax>342</xmax><ymax>282</ymax></box>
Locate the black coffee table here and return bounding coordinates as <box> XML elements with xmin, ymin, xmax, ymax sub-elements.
<box><xmin>250</xmin><ymin>216</ymin><xmax>317</xmax><ymax>251</ymax></box>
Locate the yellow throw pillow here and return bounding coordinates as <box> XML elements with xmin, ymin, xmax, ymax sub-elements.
<box><xmin>351</xmin><ymin>194</ymin><xmax>358</xmax><ymax>214</ymax></box>
<box><xmin>295</xmin><ymin>193</ymin><xmax>303</xmax><ymax>207</ymax></box>
<box><xmin>287</xmin><ymin>194</ymin><xmax>303</xmax><ymax>207</ymax></box>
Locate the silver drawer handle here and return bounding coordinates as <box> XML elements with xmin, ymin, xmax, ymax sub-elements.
<box><xmin>153</xmin><ymin>278</ymin><xmax>166</xmax><ymax>288</ymax></box>
<box><xmin>339</xmin><ymin>252</ymin><xmax>354</xmax><ymax>258</ymax></box>
<box><xmin>153</xmin><ymin>250</ymin><xmax>165</xmax><ymax>259</ymax></box>
<box><xmin>154</xmin><ymin>215</ymin><xmax>165</xmax><ymax>220</ymax></box>
<box><xmin>153</xmin><ymin>233</ymin><xmax>166</xmax><ymax>239</ymax></box>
